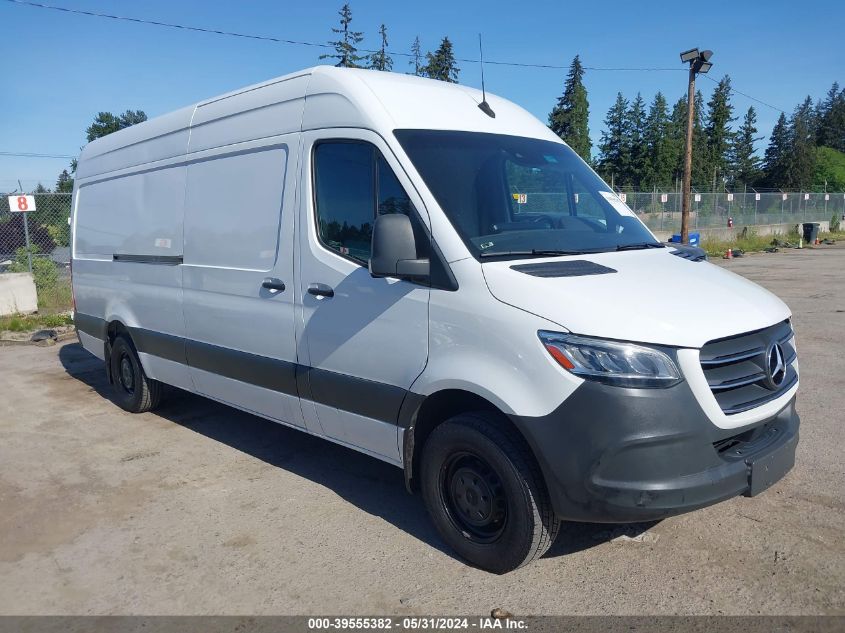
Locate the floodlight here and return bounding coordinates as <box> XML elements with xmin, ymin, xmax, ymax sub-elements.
<box><xmin>697</xmin><ymin>61</ymin><xmax>713</xmax><ymax>74</ymax></box>
<box><xmin>680</xmin><ymin>48</ymin><xmax>700</xmax><ymax>63</ymax></box>
<box><xmin>700</xmin><ymin>49</ymin><xmax>713</xmax><ymax>62</ymax></box>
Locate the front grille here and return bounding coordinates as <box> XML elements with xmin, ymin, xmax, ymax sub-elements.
<box><xmin>699</xmin><ymin>320</ymin><xmax>797</xmax><ymax>415</ymax></box>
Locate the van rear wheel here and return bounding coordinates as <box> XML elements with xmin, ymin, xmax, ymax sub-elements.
<box><xmin>109</xmin><ymin>335</ymin><xmax>162</xmax><ymax>413</ymax></box>
<box><xmin>420</xmin><ymin>412</ymin><xmax>560</xmax><ymax>574</ymax></box>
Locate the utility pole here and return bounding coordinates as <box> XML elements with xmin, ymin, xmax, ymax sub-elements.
<box><xmin>679</xmin><ymin>48</ymin><xmax>713</xmax><ymax>244</ymax></box>
<box><xmin>681</xmin><ymin>66</ymin><xmax>696</xmax><ymax>244</ymax></box>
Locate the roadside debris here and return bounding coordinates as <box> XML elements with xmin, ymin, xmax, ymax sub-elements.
<box><xmin>30</xmin><ymin>329</ymin><xmax>58</xmax><ymax>343</ymax></box>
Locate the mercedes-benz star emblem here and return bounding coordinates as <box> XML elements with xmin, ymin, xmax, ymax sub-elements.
<box><xmin>766</xmin><ymin>343</ymin><xmax>787</xmax><ymax>389</ymax></box>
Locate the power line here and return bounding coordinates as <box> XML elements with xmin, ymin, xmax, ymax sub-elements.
<box><xmin>0</xmin><ymin>151</ymin><xmax>75</xmax><ymax>159</ymax></box>
<box><xmin>4</xmin><ymin>0</ymin><xmax>685</xmax><ymax>72</ymax></box>
<box><xmin>3</xmin><ymin>0</ymin><xmax>335</xmax><ymax>50</ymax></box>
<box><xmin>4</xmin><ymin>0</ymin><xmax>789</xmax><ymax>113</ymax></box>
<box><xmin>701</xmin><ymin>73</ymin><xmax>787</xmax><ymax>114</ymax></box>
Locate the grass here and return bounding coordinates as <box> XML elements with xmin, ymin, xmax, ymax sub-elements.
<box><xmin>700</xmin><ymin>230</ymin><xmax>802</xmax><ymax>258</ymax></box>
<box><xmin>0</xmin><ymin>311</ymin><xmax>73</xmax><ymax>332</ymax></box>
<box><xmin>700</xmin><ymin>228</ymin><xmax>843</xmax><ymax>258</ymax></box>
<box><xmin>37</xmin><ymin>276</ymin><xmax>73</xmax><ymax>313</ymax></box>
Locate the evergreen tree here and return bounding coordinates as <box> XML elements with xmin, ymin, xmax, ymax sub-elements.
<box><xmin>762</xmin><ymin>113</ymin><xmax>791</xmax><ymax>188</ymax></box>
<box><xmin>729</xmin><ymin>107</ymin><xmax>762</xmax><ymax>186</ymax></box>
<box><xmin>86</xmin><ymin>110</ymin><xmax>147</xmax><ymax>142</ymax></box>
<box><xmin>626</xmin><ymin>93</ymin><xmax>647</xmax><ymax>188</ymax></box>
<box><xmin>369</xmin><ymin>24</ymin><xmax>393</xmax><ymax>71</ymax></box>
<box><xmin>692</xmin><ymin>90</ymin><xmax>710</xmax><ymax>187</ymax></box>
<box><xmin>547</xmin><ymin>55</ymin><xmax>591</xmax><ymax>162</ymax></box>
<box><xmin>817</xmin><ymin>82</ymin><xmax>845</xmax><ymax>151</ymax></box>
<box><xmin>409</xmin><ymin>36</ymin><xmax>423</xmax><ymax>76</ymax></box>
<box><xmin>668</xmin><ymin>92</ymin><xmax>709</xmax><ymax>188</ymax></box>
<box><xmin>667</xmin><ymin>97</ymin><xmax>688</xmax><ymax>185</ymax></box>
<box><xmin>643</xmin><ymin>92</ymin><xmax>673</xmax><ymax>189</ymax></box>
<box><xmin>422</xmin><ymin>37</ymin><xmax>459</xmax><ymax>83</ymax></box>
<box><xmin>705</xmin><ymin>75</ymin><xmax>736</xmax><ymax>184</ymax></box>
<box><xmin>55</xmin><ymin>169</ymin><xmax>73</xmax><ymax>193</ymax></box>
<box><xmin>786</xmin><ymin>96</ymin><xmax>818</xmax><ymax>190</ymax></box>
<box><xmin>320</xmin><ymin>4</ymin><xmax>364</xmax><ymax>68</ymax></box>
<box><xmin>597</xmin><ymin>93</ymin><xmax>631</xmax><ymax>187</ymax></box>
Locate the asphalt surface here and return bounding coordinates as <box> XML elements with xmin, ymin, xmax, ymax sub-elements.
<box><xmin>0</xmin><ymin>245</ymin><xmax>843</xmax><ymax>615</ymax></box>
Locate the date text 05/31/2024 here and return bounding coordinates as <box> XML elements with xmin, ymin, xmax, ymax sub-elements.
<box><xmin>307</xmin><ymin>617</ymin><xmax>528</xmax><ymax>630</ymax></box>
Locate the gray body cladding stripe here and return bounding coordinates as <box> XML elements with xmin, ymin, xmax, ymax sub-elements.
<box><xmin>113</xmin><ymin>254</ymin><xmax>184</xmax><ymax>265</ymax></box>
<box><xmin>75</xmin><ymin>313</ymin><xmax>408</xmax><ymax>426</ymax></box>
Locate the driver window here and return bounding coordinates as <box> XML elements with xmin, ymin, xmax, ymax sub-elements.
<box><xmin>313</xmin><ymin>141</ymin><xmax>425</xmax><ymax>264</ymax></box>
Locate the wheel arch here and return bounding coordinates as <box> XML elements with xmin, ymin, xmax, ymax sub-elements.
<box><xmin>400</xmin><ymin>388</ymin><xmax>542</xmax><ymax>494</ymax></box>
<box><xmin>103</xmin><ymin>319</ymin><xmax>133</xmax><ymax>384</ymax></box>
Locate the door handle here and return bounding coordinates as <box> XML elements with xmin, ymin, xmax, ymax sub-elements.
<box><xmin>262</xmin><ymin>278</ymin><xmax>286</xmax><ymax>292</ymax></box>
<box><xmin>307</xmin><ymin>283</ymin><xmax>334</xmax><ymax>298</ymax></box>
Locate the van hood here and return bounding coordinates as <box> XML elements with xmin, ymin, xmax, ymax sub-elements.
<box><xmin>481</xmin><ymin>249</ymin><xmax>791</xmax><ymax>349</ymax></box>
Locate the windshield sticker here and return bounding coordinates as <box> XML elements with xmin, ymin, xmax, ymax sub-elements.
<box><xmin>599</xmin><ymin>191</ymin><xmax>636</xmax><ymax>217</ymax></box>
<box><xmin>512</xmin><ymin>193</ymin><xmax>528</xmax><ymax>204</ymax></box>
<box><xmin>479</xmin><ymin>241</ymin><xmax>494</xmax><ymax>250</ymax></box>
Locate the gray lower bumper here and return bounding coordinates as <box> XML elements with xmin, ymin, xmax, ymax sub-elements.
<box><xmin>511</xmin><ymin>381</ymin><xmax>799</xmax><ymax>523</ymax></box>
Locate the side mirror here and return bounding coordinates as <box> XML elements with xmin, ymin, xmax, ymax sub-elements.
<box><xmin>370</xmin><ymin>213</ymin><xmax>430</xmax><ymax>280</ymax></box>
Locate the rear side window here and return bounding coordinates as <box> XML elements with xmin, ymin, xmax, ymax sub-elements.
<box><xmin>313</xmin><ymin>141</ymin><xmax>421</xmax><ymax>264</ymax></box>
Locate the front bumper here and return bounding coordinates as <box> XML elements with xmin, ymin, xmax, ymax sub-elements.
<box><xmin>511</xmin><ymin>380</ymin><xmax>799</xmax><ymax>523</ymax></box>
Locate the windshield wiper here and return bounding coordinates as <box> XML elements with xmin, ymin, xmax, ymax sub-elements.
<box><xmin>479</xmin><ymin>249</ymin><xmax>587</xmax><ymax>259</ymax></box>
<box><xmin>615</xmin><ymin>242</ymin><xmax>666</xmax><ymax>251</ymax></box>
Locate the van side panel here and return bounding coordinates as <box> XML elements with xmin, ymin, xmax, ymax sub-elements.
<box><xmin>72</xmin><ymin>113</ymin><xmax>192</xmax><ymax>389</ymax></box>
<box><xmin>75</xmin><ymin>166</ymin><xmax>185</xmax><ymax>259</ymax></box>
<box><xmin>181</xmin><ymin>140</ymin><xmax>303</xmax><ymax>427</ymax></box>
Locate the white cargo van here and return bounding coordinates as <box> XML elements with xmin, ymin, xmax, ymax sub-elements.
<box><xmin>72</xmin><ymin>66</ymin><xmax>799</xmax><ymax>573</ymax></box>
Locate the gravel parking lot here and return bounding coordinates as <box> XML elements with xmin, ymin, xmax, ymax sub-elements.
<box><xmin>1</xmin><ymin>246</ymin><xmax>843</xmax><ymax>616</ymax></box>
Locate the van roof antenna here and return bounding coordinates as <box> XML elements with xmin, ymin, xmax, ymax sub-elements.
<box><xmin>477</xmin><ymin>34</ymin><xmax>496</xmax><ymax>119</ymax></box>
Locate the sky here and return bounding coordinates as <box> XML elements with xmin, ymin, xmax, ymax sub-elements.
<box><xmin>1</xmin><ymin>0</ymin><xmax>843</xmax><ymax>192</ymax></box>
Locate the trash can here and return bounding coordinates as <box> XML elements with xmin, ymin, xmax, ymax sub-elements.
<box><xmin>802</xmin><ymin>223</ymin><xmax>820</xmax><ymax>243</ymax></box>
<box><xmin>669</xmin><ymin>232</ymin><xmax>700</xmax><ymax>246</ymax></box>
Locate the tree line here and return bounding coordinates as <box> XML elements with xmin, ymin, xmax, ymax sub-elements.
<box><xmin>319</xmin><ymin>3</ymin><xmax>459</xmax><ymax>82</ymax></box>
<box><xmin>550</xmin><ymin>56</ymin><xmax>845</xmax><ymax>192</ymax></box>
<box><xmin>33</xmin><ymin>4</ymin><xmax>845</xmax><ymax>196</ymax></box>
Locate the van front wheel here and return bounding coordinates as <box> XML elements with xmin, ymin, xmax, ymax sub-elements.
<box><xmin>420</xmin><ymin>412</ymin><xmax>560</xmax><ymax>573</ymax></box>
<box><xmin>109</xmin><ymin>335</ymin><xmax>162</xmax><ymax>413</ymax></box>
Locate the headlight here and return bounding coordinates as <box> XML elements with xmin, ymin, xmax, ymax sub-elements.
<box><xmin>538</xmin><ymin>331</ymin><xmax>681</xmax><ymax>388</ymax></box>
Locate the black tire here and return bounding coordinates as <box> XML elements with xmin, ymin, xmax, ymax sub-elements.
<box><xmin>109</xmin><ymin>335</ymin><xmax>163</xmax><ymax>413</ymax></box>
<box><xmin>420</xmin><ymin>412</ymin><xmax>560</xmax><ymax>573</ymax></box>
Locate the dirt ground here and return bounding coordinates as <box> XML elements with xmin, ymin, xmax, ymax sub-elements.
<box><xmin>0</xmin><ymin>246</ymin><xmax>843</xmax><ymax>615</ymax></box>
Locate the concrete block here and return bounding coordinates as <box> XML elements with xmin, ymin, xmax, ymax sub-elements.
<box><xmin>654</xmin><ymin>221</ymin><xmax>831</xmax><ymax>244</ymax></box>
<box><xmin>0</xmin><ymin>273</ymin><xmax>38</xmax><ymax>316</ymax></box>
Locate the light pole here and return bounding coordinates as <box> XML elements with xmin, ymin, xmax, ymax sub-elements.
<box><xmin>679</xmin><ymin>48</ymin><xmax>713</xmax><ymax>244</ymax></box>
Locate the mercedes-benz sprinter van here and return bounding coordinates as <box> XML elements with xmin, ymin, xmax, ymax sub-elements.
<box><xmin>71</xmin><ymin>66</ymin><xmax>799</xmax><ymax>573</ymax></box>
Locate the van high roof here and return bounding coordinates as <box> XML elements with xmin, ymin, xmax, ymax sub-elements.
<box><xmin>76</xmin><ymin>66</ymin><xmax>559</xmax><ymax>180</ymax></box>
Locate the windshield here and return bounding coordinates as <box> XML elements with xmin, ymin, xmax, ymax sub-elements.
<box><xmin>394</xmin><ymin>130</ymin><xmax>660</xmax><ymax>259</ymax></box>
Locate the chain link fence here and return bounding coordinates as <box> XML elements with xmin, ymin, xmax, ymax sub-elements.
<box><xmin>1</xmin><ymin>193</ymin><xmax>72</xmax><ymax>313</ymax></box>
<box><xmin>619</xmin><ymin>191</ymin><xmax>845</xmax><ymax>234</ymax></box>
